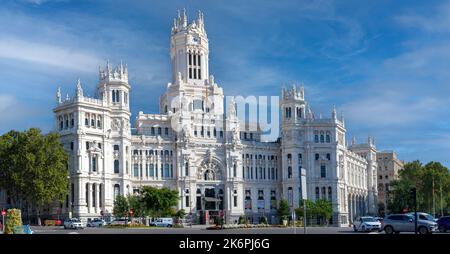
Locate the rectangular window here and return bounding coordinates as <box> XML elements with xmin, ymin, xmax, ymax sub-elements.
<box><xmin>198</xmin><ymin>69</ymin><xmax>201</xmax><ymax>79</ymax></box>
<box><xmin>315</xmin><ymin>153</ymin><xmax>319</xmax><ymax>160</ymax></box>
<box><xmin>233</xmin><ymin>196</ymin><xmax>237</xmax><ymax>207</ymax></box>
<box><xmin>134</xmin><ymin>164</ymin><xmax>139</xmax><ymax>177</ymax></box>
<box><xmin>189</xmin><ymin>68</ymin><xmax>192</xmax><ymax>79</ymax></box>
<box><xmin>189</xmin><ymin>53</ymin><xmax>192</xmax><ymax>65</ymax></box>
<box><xmin>186</xmin><ymin>196</ymin><xmax>190</xmax><ymax>207</ymax></box>
<box><xmin>114</xmin><ymin>160</ymin><xmax>120</xmax><ymax>174</ymax></box>
<box><xmin>70</xmin><ymin>142</ymin><xmax>74</xmax><ymax>151</ymax></box>
<box><xmin>149</xmin><ymin>164</ymin><xmax>155</xmax><ymax>177</ymax></box>
<box><xmin>193</xmin><ymin>54</ymin><xmax>196</xmax><ymax>65</ymax></box>
<box><xmin>92</xmin><ymin>156</ymin><xmax>97</xmax><ymax>172</ymax></box>
<box><xmin>321</xmin><ymin>165</ymin><xmax>326</xmax><ymax>178</ymax></box>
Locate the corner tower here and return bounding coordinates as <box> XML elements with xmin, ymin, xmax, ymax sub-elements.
<box><xmin>170</xmin><ymin>9</ymin><xmax>209</xmax><ymax>85</ymax></box>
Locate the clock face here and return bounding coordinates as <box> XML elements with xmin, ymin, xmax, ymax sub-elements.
<box><xmin>192</xmin><ymin>36</ymin><xmax>199</xmax><ymax>44</ymax></box>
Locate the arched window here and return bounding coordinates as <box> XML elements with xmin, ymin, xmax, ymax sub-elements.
<box><xmin>233</xmin><ymin>164</ymin><xmax>237</xmax><ymax>177</ymax></box>
<box><xmin>320</xmin><ymin>131</ymin><xmax>324</xmax><ymax>143</ymax></box>
<box><xmin>322</xmin><ymin>187</ymin><xmax>326</xmax><ymax>199</ymax></box>
<box><xmin>326</xmin><ymin>131</ymin><xmax>331</xmax><ymax>143</ymax></box>
<box><xmin>85</xmin><ymin>183</ymin><xmax>89</xmax><ymax>206</ymax></box>
<box><xmin>114</xmin><ymin>184</ymin><xmax>120</xmax><ymax>200</ymax></box>
<box><xmin>185</xmin><ymin>162</ymin><xmax>189</xmax><ymax>176</ymax></box>
<box><xmin>59</xmin><ymin>116</ymin><xmax>63</xmax><ymax>130</ymax></box>
<box><xmin>70</xmin><ymin>114</ymin><xmax>74</xmax><ymax>128</ymax></box>
<box><xmin>157</xmin><ymin>127</ymin><xmax>162</xmax><ymax>135</ymax></box>
<box><xmin>85</xmin><ymin>113</ymin><xmax>89</xmax><ymax>126</ymax></box>
<box><xmin>92</xmin><ymin>184</ymin><xmax>96</xmax><ymax>207</ymax></box>
<box><xmin>315</xmin><ymin>187</ymin><xmax>320</xmax><ymax>200</ymax></box>
<box><xmin>288</xmin><ymin>166</ymin><xmax>292</xmax><ymax>178</ymax></box>
<box><xmin>97</xmin><ymin>116</ymin><xmax>102</xmax><ymax>128</ymax></box>
<box><xmin>151</xmin><ymin>127</ymin><xmax>155</xmax><ymax>136</ymax></box>
<box><xmin>328</xmin><ymin>187</ymin><xmax>332</xmax><ymax>201</ymax></box>
<box><xmin>314</xmin><ymin>131</ymin><xmax>319</xmax><ymax>143</ymax></box>
<box><xmin>64</xmin><ymin>115</ymin><xmax>69</xmax><ymax>129</ymax></box>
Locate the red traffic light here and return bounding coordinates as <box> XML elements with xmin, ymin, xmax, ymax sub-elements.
<box><xmin>403</xmin><ymin>208</ymin><xmax>409</xmax><ymax>213</ymax></box>
<box><xmin>129</xmin><ymin>209</ymin><xmax>134</xmax><ymax>215</ymax></box>
<box><xmin>1</xmin><ymin>209</ymin><xmax>6</xmax><ymax>216</ymax></box>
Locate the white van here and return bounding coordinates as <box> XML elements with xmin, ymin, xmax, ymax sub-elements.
<box><xmin>151</xmin><ymin>218</ymin><xmax>173</xmax><ymax>227</ymax></box>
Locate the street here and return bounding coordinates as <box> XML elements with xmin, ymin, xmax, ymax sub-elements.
<box><xmin>29</xmin><ymin>225</ymin><xmax>446</xmax><ymax>234</ymax></box>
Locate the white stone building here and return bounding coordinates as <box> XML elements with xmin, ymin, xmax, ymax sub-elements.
<box><xmin>48</xmin><ymin>10</ymin><xmax>378</xmax><ymax>226</ymax></box>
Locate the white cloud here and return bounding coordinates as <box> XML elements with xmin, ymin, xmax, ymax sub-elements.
<box><xmin>342</xmin><ymin>92</ymin><xmax>442</xmax><ymax>127</ymax></box>
<box><xmin>0</xmin><ymin>37</ymin><xmax>103</xmax><ymax>73</ymax></box>
<box><xmin>395</xmin><ymin>2</ymin><xmax>450</xmax><ymax>33</ymax></box>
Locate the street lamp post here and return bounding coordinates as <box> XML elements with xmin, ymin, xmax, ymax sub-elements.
<box><xmin>300</xmin><ymin>168</ymin><xmax>307</xmax><ymax>234</ymax></box>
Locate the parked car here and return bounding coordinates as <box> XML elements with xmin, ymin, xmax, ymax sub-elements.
<box><xmin>63</xmin><ymin>218</ymin><xmax>84</xmax><ymax>229</ymax></box>
<box><xmin>110</xmin><ymin>218</ymin><xmax>129</xmax><ymax>225</ymax></box>
<box><xmin>353</xmin><ymin>216</ymin><xmax>382</xmax><ymax>232</ymax></box>
<box><xmin>150</xmin><ymin>218</ymin><xmax>173</xmax><ymax>227</ymax></box>
<box><xmin>407</xmin><ymin>212</ymin><xmax>437</xmax><ymax>222</ymax></box>
<box><xmin>437</xmin><ymin>216</ymin><xmax>450</xmax><ymax>233</ymax></box>
<box><xmin>87</xmin><ymin>218</ymin><xmax>105</xmax><ymax>227</ymax></box>
<box><xmin>382</xmin><ymin>214</ymin><xmax>437</xmax><ymax>234</ymax></box>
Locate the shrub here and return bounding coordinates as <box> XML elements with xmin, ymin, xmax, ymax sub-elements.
<box><xmin>259</xmin><ymin>216</ymin><xmax>268</xmax><ymax>224</ymax></box>
<box><xmin>5</xmin><ymin>209</ymin><xmax>23</xmax><ymax>234</ymax></box>
<box><xmin>238</xmin><ymin>215</ymin><xmax>247</xmax><ymax>224</ymax></box>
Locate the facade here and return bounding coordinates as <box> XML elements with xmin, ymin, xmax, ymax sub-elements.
<box><xmin>376</xmin><ymin>151</ymin><xmax>404</xmax><ymax>212</ymax></box>
<box><xmin>47</xmin><ymin>10</ymin><xmax>379</xmax><ymax>226</ymax></box>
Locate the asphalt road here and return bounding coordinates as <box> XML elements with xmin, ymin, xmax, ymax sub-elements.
<box><xmin>30</xmin><ymin>225</ymin><xmax>436</xmax><ymax>234</ymax></box>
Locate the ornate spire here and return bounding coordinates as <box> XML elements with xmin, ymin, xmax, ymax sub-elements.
<box><xmin>352</xmin><ymin>136</ymin><xmax>356</xmax><ymax>145</ymax></box>
<box><xmin>368</xmin><ymin>135</ymin><xmax>373</xmax><ymax>145</ymax></box>
<box><xmin>332</xmin><ymin>105</ymin><xmax>337</xmax><ymax>120</ymax></box>
<box><xmin>300</xmin><ymin>83</ymin><xmax>305</xmax><ymax>100</ymax></box>
<box><xmin>340</xmin><ymin>111</ymin><xmax>345</xmax><ymax>126</ymax></box>
<box><xmin>182</xmin><ymin>8</ymin><xmax>187</xmax><ymax>27</ymax></box>
<box><xmin>76</xmin><ymin>78</ymin><xmax>83</xmax><ymax>97</ymax></box>
<box><xmin>56</xmin><ymin>87</ymin><xmax>61</xmax><ymax>103</ymax></box>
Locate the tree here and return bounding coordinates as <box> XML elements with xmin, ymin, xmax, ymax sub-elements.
<box><xmin>387</xmin><ymin>160</ymin><xmax>450</xmax><ymax>216</ymax></box>
<box><xmin>295</xmin><ymin>199</ymin><xmax>316</xmax><ymax>224</ymax></box>
<box><xmin>113</xmin><ymin>195</ymin><xmax>129</xmax><ymax>218</ymax></box>
<box><xmin>175</xmin><ymin>209</ymin><xmax>186</xmax><ymax>219</ymax></box>
<box><xmin>315</xmin><ymin>199</ymin><xmax>333</xmax><ymax>225</ymax></box>
<box><xmin>127</xmin><ymin>194</ymin><xmax>146</xmax><ymax>223</ymax></box>
<box><xmin>140</xmin><ymin>186</ymin><xmax>179</xmax><ymax>218</ymax></box>
<box><xmin>277</xmin><ymin>199</ymin><xmax>290</xmax><ymax>223</ymax></box>
<box><xmin>0</xmin><ymin>128</ymin><xmax>69</xmax><ymax>225</ymax></box>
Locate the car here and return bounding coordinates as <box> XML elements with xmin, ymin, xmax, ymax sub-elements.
<box><xmin>110</xmin><ymin>218</ymin><xmax>129</xmax><ymax>225</ymax></box>
<box><xmin>150</xmin><ymin>218</ymin><xmax>173</xmax><ymax>227</ymax></box>
<box><xmin>407</xmin><ymin>212</ymin><xmax>437</xmax><ymax>222</ymax></box>
<box><xmin>63</xmin><ymin>218</ymin><xmax>84</xmax><ymax>229</ymax></box>
<box><xmin>353</xmin><ymin>216</ymin><xmax>382</xmax><ymax>232</ymax></box>
<box><xmin>382</xmin><ymin>214</ymin><xmax>437</xmax><ymax>234</ymax></box>
<box><xmin>437</xmin><ymin>216</ymin><xmax>450</xmax><ymax>233</ymax></box>
<box><xmin>87</xmin><ymin>218</ymin><xmax>105</xmax><ymax>227</ymax></box>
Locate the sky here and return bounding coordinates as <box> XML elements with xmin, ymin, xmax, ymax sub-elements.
<box><xmin>0</xmin><ymin>0</ymin><xmax>449</xmax><ymax>167</ymax></box>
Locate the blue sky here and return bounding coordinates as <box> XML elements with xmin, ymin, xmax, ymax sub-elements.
<box><xmin>0</xmin><ymin>0</ymin><xmax>449</xmax><ymax>166</ymax></box>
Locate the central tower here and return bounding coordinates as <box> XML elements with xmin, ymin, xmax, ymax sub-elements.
<box><xmin>170</xmin><ymin>9</ymin><xmax>209</xmax><ymax>85</ymax></box>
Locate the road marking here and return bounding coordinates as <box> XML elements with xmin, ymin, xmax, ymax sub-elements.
<box><xmin>68</xmin><ymin>232</ymin><xmax>79</xmax><ymax>234</ymax></box>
